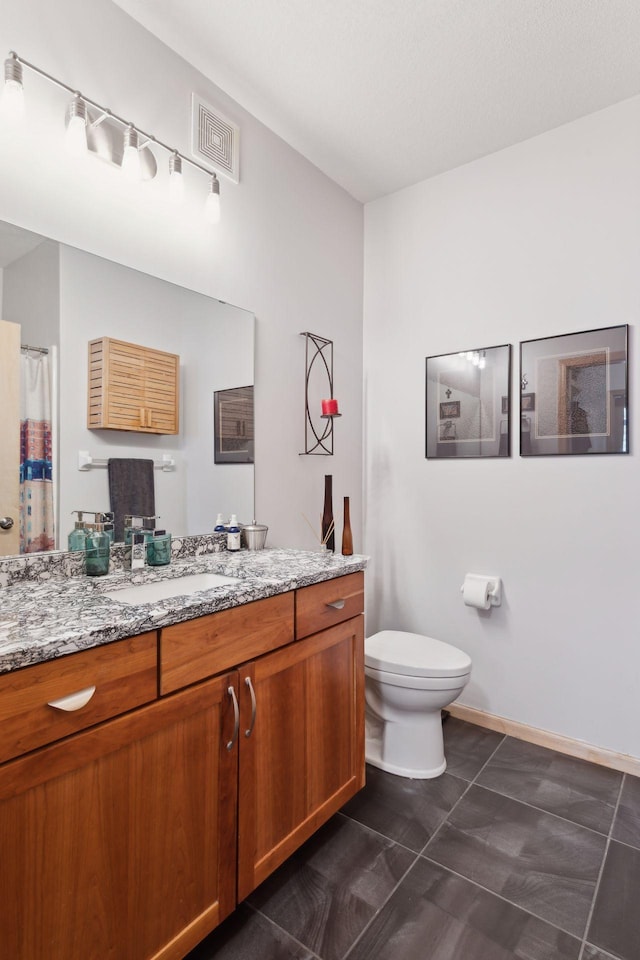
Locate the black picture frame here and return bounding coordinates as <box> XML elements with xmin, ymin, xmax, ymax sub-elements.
<box><xmin>425</xmin><ymin>344</ymin><xmax>512</xmax><ymax>459</ymax></box>
<box><xmin>439</xmin><ymin>400</ymin><xmax>460</xmax><ymax>419</ymax></box>
<box><xmin>213</xmin><ymin>385</ymin><xmax>255</xmax><ymax>463</ymax></box>
<box><xmin>519</xmin><ymin>325</ymin><xmax>628</xmax><ymax>456</ymax></box>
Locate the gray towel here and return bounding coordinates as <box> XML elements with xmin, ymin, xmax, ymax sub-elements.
<box><xmin>108</xmin><ymin>459</ymin><xmax>156</xmax><ymax>540</ymax></box>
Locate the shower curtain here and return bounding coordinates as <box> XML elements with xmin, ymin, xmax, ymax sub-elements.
<box><xmin>19</xmin><ymin>352</ymin><xmax>55</xmax><ymax>553</ymax></box>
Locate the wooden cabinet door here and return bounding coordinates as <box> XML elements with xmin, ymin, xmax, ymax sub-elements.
<box><xmin>0</xmin><ymin>674</ymin><xmax>238</xmax><ymax>960</ymax></box>
<box><xmin>237</xmin><ymin>616</ymin><xmax>365</xmax><ymax>900</ymax></box>
<box><xmin>0</xmin><ymin>320</ymin><xmax>20</xmax><ymax>555</ymax></box>
<box><xmin>88</xmin><ymin>337</ymin><xmax>179</xmax><ymax>435</ymax></box>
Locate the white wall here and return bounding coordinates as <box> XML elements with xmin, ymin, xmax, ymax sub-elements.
<box><xmin>0</xmin><ymin>0</ymin><xmax>363</xmax><ymax>551</ymax></box>
<box><xmin>364</xmin><ymin>96</ymin><xmax>640</xmax><ymax>759</ymax></box>
<box><xmin>2</xmin><ymin>240</ymin><xmax>60</xmax><ymax>349</ymax></box>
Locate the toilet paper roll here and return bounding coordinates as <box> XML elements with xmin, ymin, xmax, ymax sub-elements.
<box><xmin>462</xmin><ymin>574</ymin><xmax>492</xmax><ymax>610</ymax></box>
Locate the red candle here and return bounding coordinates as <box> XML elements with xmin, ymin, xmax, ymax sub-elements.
<box><xmin>321</xmin><ymin>398</ymin><xmax>339</xmax><ymax>416</ymax></box>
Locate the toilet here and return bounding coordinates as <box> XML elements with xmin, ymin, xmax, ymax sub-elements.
<box><xmin>364</xmin><ymin>630</ymin><xmax>472</xmax><ymax>779</ymax></box>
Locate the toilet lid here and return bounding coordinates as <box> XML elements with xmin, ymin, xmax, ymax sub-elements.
<box><xmin>365</xmin><ymin>630</ymin><xmax>471</xmax><ymax>678</ymax></box>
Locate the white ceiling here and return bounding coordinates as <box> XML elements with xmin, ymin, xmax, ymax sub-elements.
<box><xmin>114</xmin><ymin>0</ymin><xmax>640</xmax><ymax>203</ymax></box>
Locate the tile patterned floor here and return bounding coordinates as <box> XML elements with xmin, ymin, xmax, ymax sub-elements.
<box><xmin>185</xmin><ymin>718</ymin><xmax>640</xmax><ymax>960</ymax></box>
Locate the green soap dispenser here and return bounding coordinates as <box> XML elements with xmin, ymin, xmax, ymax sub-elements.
<box><xmin>68</xmin><ymin>511</ymin><xmax>90</xmax><ymax>552</ymax></box>
<box><xmin>84</xmin><ymin>514</ymin><xmax>111</xmax><ymax>577</ymax></box>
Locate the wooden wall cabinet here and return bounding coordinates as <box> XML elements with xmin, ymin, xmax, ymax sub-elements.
<box><xmin>88</xmin><ymin>336</ymin><xmax>180</xmax><ymax>435</ymax></box>
<box><xmin>0</xmin><ymin>574</ymin><xmax>365</xmax><ymax>960</ymax></box>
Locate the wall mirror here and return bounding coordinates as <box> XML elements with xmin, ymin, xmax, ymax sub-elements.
<box><xmin>0</xmin><ymin>219</ymin><xmax>255</xmax><ymax>558</ymax></box>
<box><xmin>425</xmin><ymin>344</ymin><xmax>512</xmax><ymax>459</ymax></box>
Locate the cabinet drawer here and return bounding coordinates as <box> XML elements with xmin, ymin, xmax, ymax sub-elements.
<box><xmin>296</xmin><ymin>571</ymin><xmax>364</xmax><ymax>639</ymax></box>
<box><xmin>160</xmin><ymin>593</ymin><xmax>295</xmax><ymax>695</ymax></box>
<box><xmin>0</xmin><ymin>633</ymin><xmax>158</xmax><ymax>764</ymax></box>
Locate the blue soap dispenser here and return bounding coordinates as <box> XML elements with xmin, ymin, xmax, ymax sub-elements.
<box><xmin>227</xmin><ymin>515</ymin><xmax>241</xmax><ymax>551</ymax></box>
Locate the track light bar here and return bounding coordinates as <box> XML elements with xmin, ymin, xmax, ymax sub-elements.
<box><xmin>2</xmin><ymin>50</ymin><xmax>222</xmax><ymax>221</ymax></box>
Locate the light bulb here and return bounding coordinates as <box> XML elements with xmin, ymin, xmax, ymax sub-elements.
<box><xmin>121</xmin><ymin>124</ymin><xmax>141</xmax><ymax>180</ymax></box>
<box><xmin>1</xmin><ymin>55</ymin><xmax>24</xmax><ymax>119</ymax></box>
<box><xmin>65</xmin><ymin>95</ymin><xmax>87</xmax><ymax>157</ymax></box>
<box><xmin>204</xmin><ymin>174</ymin><xmax>221</xmax><ymax>223</ymax></box>
<box><xmin>478</xmin><ymin>356</ymin><xmax>486</xmax><ymax>370</ymax></box>
<box><xmin>168</xmin><ymin>151</ymin><xmax>183</xmax><ymax>201</ymax></box>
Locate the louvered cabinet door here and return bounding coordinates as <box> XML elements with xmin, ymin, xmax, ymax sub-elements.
<box><xmin>88</xmin><ymin>336</ymin><xmax>179</xmax><ymax>434</ymax></box>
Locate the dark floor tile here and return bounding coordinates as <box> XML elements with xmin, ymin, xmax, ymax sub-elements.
<box><xmin>611</xmin><ymin>774</ymin><xmax>640</xmax><ymax>848</ymax></box>
<box><xmin>424</xmin><ymin>784</ymin><xmax>606</xmax><ymax>937</ymax></box>
<box><xmin>346</xmin><ymin>858</ymin><xmax>581</xmax><ymax>960</ymax></box>
<box><xmin>587</xmin><ymin>840</ymin><xmax>640</xmax><ymax>960</ymax></box>
<box><xmin>443</xmin><ymin>717</ymin><xmax>504</xmax><ymax>781</ymax></box>
<box><xmin>582</xmin><ymin>946</ymin><xmax>621</xmax><ymax>960</ymax></box>
<box><xmin>248</xmin><ymin>814</ymin><xmax>415</xmax><ymax>960</ymax></box>
<box><xmin>340</xmin><ymin>762</ymin><xmax>468</xmax><ymax>851</ymax></box>
<box><xmin>184</xmin><ymin>903</ymin><xmax>315</xmax><ymax>960</ymax></box>
<box><xmin>476</xmin><ymin>738</ymin><xmax>621</xmax><ymax>835</ymax></box>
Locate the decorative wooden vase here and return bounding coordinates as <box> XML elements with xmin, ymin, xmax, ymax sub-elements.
<box><xmin>341</xmin><ymin>497</ymin><xmax>353</xmax><ymax>556</ymax></box>
<box><xmin>321</xmin><ymin>475</ymin><xmax>335</xmax><ymax>552</ymax></box>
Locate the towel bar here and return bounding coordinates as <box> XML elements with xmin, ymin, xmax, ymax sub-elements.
<box><xmin>78</xmin><ymin>451</ymin><xmax>175</xmax><ymax>472</ymax></box>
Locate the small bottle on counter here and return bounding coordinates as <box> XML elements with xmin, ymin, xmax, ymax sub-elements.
<box><xmin>341</xmin><ymin>496</ymin><xmax>353</xmax><ymax>556</ymax></box>
<box><xmin>227</xmin><ymin>515</ymin><xmax>241</xmax><ymax>551</ymax></box>
<box><xmin>214</xmin><ymin>513</ymin><xmax>226</xmax><ymax>533</ymax></box>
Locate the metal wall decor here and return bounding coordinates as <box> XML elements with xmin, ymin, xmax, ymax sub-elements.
<box><xmin>519</xmin><ymin>325</ymin><xmax>628</xmax><ymax>456</ymax></box>
<box><xmin>300</xmin><ymin>332</ymin><xmax>341</xmax><ymax>455</ymax></box>
<box><xmin>425</xmin><ymin>344</ymin><xmax>512</xmax><ymax>459</ymax></box>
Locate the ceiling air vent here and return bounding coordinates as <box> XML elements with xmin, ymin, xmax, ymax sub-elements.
<box><xmin>191</xmin><ymin>94</ymin><xmax>239</xmax><ymax>183</ymax></box>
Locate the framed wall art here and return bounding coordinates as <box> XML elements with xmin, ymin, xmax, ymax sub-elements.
<box><xmin>425</xmin><ymin>344</ymin><xmax>512</xmax><ymax>459</ymax></box>
<box><xmin>519</xmin><ymin>325</ymin><xmax>628</xmax><ymax>456</ymax></box>
<box><xmin>214</xmin><ymin>385</ymin><xmax>255</xmax><ymax>463</ymax></box>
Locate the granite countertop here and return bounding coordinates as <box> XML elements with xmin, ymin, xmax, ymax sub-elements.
<box><xmin>0</xmin><ymin>549</ymin><xmax>368</xmax><ymax>675</ymax></box>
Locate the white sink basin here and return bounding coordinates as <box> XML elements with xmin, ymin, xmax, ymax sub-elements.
<box><xmin>104</xmin><ymin>572</ymin><xmax>239</xmax><ymax>605</ymax></box>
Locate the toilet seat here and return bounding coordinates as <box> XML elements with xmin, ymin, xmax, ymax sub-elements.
<box><xmin>365</xmin><ymin>630</ymin><xmax>471</xmax><ymax>679</ymax></box>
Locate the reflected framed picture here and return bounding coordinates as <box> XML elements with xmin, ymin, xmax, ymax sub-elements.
<box><xmin>519</xmin><ymin>325</ymin><xmax>628</xmax><ymax>456</ymax></box>
<box><xmin>425</xmin><ymin>344</ymin><xmax>512</xmax><ymax>459</ymax></box>
<box><xmin>214</xmin><ymin>385</ymin><xmax>255</xmax><ymax>463</ymax></box>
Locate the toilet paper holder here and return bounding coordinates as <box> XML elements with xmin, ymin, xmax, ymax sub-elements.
<box><xmin>460</xmin><ymin>573</ymin><xmax>502</xmax><ymax>608</ymax></box>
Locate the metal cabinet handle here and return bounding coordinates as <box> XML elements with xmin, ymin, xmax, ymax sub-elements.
<box><xmin>226</xmin><ymin>685</ymin><xmax>239</xmax><ymax>751</ymax></box>
<box><xmin>0</xmin><ymin>516</ymin><xmax>15</xmax><ymax>530</ymax></box>
<box><xmin>326</xmin><ymin>599</ymin><xmax>346</xmax><ymax>610</ymax></box>
<box><xmin>244</xmin><ymin>677</ymin><xmax>257</xmax><ymax>738</ymax></box>
<box><xmin>47</xmin><ymin>685</ymin><xmax>96</xmax><ymax>712</ymax></box>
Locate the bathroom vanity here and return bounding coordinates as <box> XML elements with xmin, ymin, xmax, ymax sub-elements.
<box><xmin>0</xmin><ymin>550</ymin><xmax>366</xmax><ymax>960</ymax></box>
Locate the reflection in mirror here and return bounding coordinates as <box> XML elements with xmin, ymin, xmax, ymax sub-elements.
<box><xmin>425</xmin><ymin>344</ymin><xmax>511</xmax><ymax>459</ymax></box>
<box><xmin>0</xmin><ymin>220</ymin><xmax>255</xmax><ymax>559</ymax></box>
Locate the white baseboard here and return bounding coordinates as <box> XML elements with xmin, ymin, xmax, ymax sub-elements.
<box><xmin>448</xmin><ymin>702</ymin><xmax>640</xmax><ymax>777</ymax></box>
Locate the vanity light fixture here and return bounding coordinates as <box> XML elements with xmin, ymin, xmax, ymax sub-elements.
<box><xmin>121</xmin><ymin>123</ymin><xmax>142</xmax><ymax>181</ymax></box>
<box><xmin>65</xmin><ymin>93</ymin><xmax>88</xmax><ymax>157</ymax></box>
<box><xmin>1</xmin><ymin>52</ymin><xmax>23</xmax><ymax>118</ymax></box>
<box><xmin>204</xmin><ymin>174</ymin><xmax>221</xmax><ymax>223</ymax></box>
<box><xmin>168</xmin><ymin>151</ymin><xmax>184</xmax><ymax>201</ymax></box>
<box><xmin>1</xmin><ymin>50</ymin><xmax>223</xmax><ymax>222</ymax></box>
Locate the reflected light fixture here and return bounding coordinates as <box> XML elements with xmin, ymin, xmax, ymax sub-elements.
<box><xmin>65</xmin><ymin>93</ymin><xmax>88</xmax><ymax>156</ymax></box>
<box><xmin>2</xmin><ymin>50</ymin><xmax>224</xmax><ymax>222</ymax></box>
<box><xmin>1</xmin><ymin>51</ymin><xmax>24</xmax><ymax>117</ymax></box>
